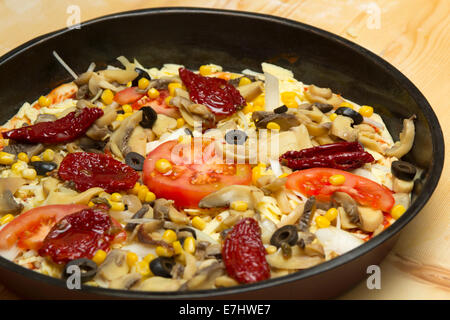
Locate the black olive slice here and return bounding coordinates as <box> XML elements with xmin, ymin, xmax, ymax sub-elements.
<box><xmin>125</xmin><ymin>205</ymin><xmax>150</xmax><ymax>232</ymax></box>
<box><xmin>313</xmin><ymin>102</ymin><xmax>334</xmax><ymax>113</ymax></box>
<box><xmin>139</xmin><ymin>106</ymin><xmax>157</xmax><ymax>128</ymax></box>
<box><xmin>335</xmin><ymin>107</ymin><xmax>363</xmax><ymax>125</ymax></box>
<box><xmin>270</xmin><ymin>225</ymin><xmax>299</xmax><ymax>248</ymax></box>
<box><xmin>62</xmin><ymin>258</ymin><xmax>97</xmax><ymax>282</ymax></box>
<box><xmin>131</xmin><ymin>67</ymin><xmax>151</xmax><ymax>87</ymax></box>
<box><xmin>30</xmin><ymin>161</ymin><xmax>57</xmax><ymax>176</ymax></box>
<box><xmin>150</xmin><ymin>257</ymin><xmax>175</xmax><ymax>278</ymax></box>
<box><xmin>178</xmin><ymin>227</ymin><xmax>197</xmax><ymax>240</ymax></box>
<box><xmin>125</xmin><ymin>152</ymin><xmax>145</xmax><ymax>171</ymax></box>
<box><xmin>274</xmin><ymin>105</ymin><xmax>288</xmax><ymax>114</ymax></box>
<box><xmin>224</xmin><ymin>130</ymin><xmax>248</xmax><ymax>145</ymax></box>
<box><xmin>391</xmin><ymin>160</ymin><xmax>416</xmax><ymax>181</ymax></box>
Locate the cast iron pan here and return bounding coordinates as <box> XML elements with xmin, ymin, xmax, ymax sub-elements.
<box><xmin>0</xmin><ymin>8</ymin><xmax>444</xmax><ymax>299</ymax></box>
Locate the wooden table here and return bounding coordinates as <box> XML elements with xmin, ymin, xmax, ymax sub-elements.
<box><xmin>0</xmin><ymin>0</ymin><xmax>448</xmax><ymax>300</ymax></box>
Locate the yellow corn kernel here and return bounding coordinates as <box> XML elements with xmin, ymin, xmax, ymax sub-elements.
<box><xmin>391</xmin><ymin>204</ymin><xmax>406</xmax><ymax>220</ymax></box>
<box><xmin>230</xmin><ymin>200</ymin><xmax>248</xmax><ymax>212</ymax></box>
<box><xmin>172</xmin><ymin>241</ymin><xmax>183</xmax><ymax>255</ymax></box>
<box><xmin>252</xmin><ymin>95</ymin><xmax>265</xmax><ymax>107</ymax></box>
<box><xmin>278</xmin><ymin>173</ymin><xmax>289</xmax><ymax>178</ymax></box>
<box><xmin>340</xmin><ymin>101</ymin><xmax>353</xmax><ymax>109</ymax></box>
<box><xmin>238</xmin><ymin>77</ymin><xmax>252</xmax><ymax>87</ymax></box>
<box><xmin>144</xmin><ymin>191</ymin><xmax>156</xmax><ymax>203</ymax></box>
<box><xmin>122</xmin><ymin>104</ymin><xmax>133</xmax><ymax>114</ymax></box>
<box><xmin>110</xmin><ymin>201</ymin><xmax>125</xmax><ymax>211</ymax></box>
<box><xmin>183</xmin><ymin>236</ymin><xmax>196</xmax><ymax>254</ymax></box>
<box><xmin>155</xmin><ymin>158</ymin><xmax>172</xmax><ymax>174</ymax></box>
<box><xmin>199</xmin><ymin>65</ymin><xmax>213</xmax><ymax>76</ymax></box>
<box><xmin>147</xmin><ymin>87</ymin><xmax>160</xmax><ymax>99</ymax></box>
<box><xmin>315</xmin><ymin>216</ymin><xmax>331</xmax><ymax>228</ymax></box>
<box><xmin>168</xmin><ymin>82</ymin><xmax>182</xmax><ymax>96</ymax></box>
<box><xmin>126</xmin><ymin>252</ymin><xmax>139</xmax><ymax>267</ymax></box>
<box><xmin>266</xmin><ymin>245</ymin><xmax>277</xmax><ymax>254</ymax></box>
<box><xmin>137</xmin><ymin>185</ymin><xmax>149</xmax><ymax>202</ymax></box>
<box><xmin>176</xmin><ymin>118</ymin><xmax>185</xmax><ymax>128</ymax></box>
<box><xmin>165</xmin><ymin>96</ymin><xmax>173</xmax><ymax>106</ymax></box>
<box><xmin>156</xmin><ymin>246</ymin><xmax>174</xmax><ymax>257</ymax></box>
<box><xmin>131</xmin><ymin>182</ymin><xmax>141</xmax><ymax>195</ymax></box>
<box><xmin>138</xmin><ymin>77</ymin><xmax>150</xmax><ymax>90</ymax></box>
<box><xmin>359</xmin><ymin>105</ymin><xmax>374</xmax><ymax>117</ymax></box>
<box><xmin>110</xmin><ymin>192</ymin><xmax>122</xmax><ymax>202</ymax></box>
<box><xmin>126</xmin><ymin>81</ymin><xmax>132</xmax><ymax>87</ymax></box>
<box><xmin>325</xmin><ymin>208</ymin><xmax>338</xmax><ymax>221</ymax></box>
<box><xmin>11</xmin><ymin>161</ymin><xmax>27</xmax><ymax>174</ymax></box>
<box><xmin>0</xmin><ymin>152</ymin><xmax>15</xmax><ymax>165</ymax></box>
<box><xmin>17</xmin><ymin>152</ymin><xmax>29</xmax><ymax>163</ymax></box>
<box><xmin>253</xmin><ymin>104</ymin><xmax>265</xmax><ymax>112</ymax></box>
<box><xmin>116</xmin><ymin>114</ymin><xmax>125</xmax><ymax>121</ymax></box>
<box><xmin>30</xmin><ymin>156</ymin><xmax>41</xmax><ymax>162</ymax></box>
<box><xmin>88</xmin><ymin>201</ymin><xmax>95</xmax><ymax>208</ymax></box>
<box><xmin>162</xmin><ymin>229</ymin><xmax>177</xmax><ymax>244</ymax></box>
<box><xmin>192</xmin><ymin>216</ymin><xmax>206</xmax><ymax>230</ymax></box>
<box><xmin>242</xmin><ymin>103</ymin><xmax>254</xmax><ymax>114</ymax></box>
<box><xmin>329</xmin><ymin>113</ymin><xmax>338</xmax><ymax>121</ymax></box>
<box><xmin>252</xmin><ymin>165</ymin><xmax>265</xmax><ymax>184</ymax></box>
<box><xmin>38</xmin><ymin>95</ymin><xmax>51</xmax><ymax>107</ymax></box>
<box><xmin>101</xmin><ymin>89</ymin><xmax>114</xmax><ymax>105</ymax></box>
<box><xmin>92</xmin><ymin>249</ymin><xmax>107</xmax><ymax>265</ymax></box>
<box><xmin>143</xmin><ymin>253</ymin><xmax>156</xmax><ymax>263</ymax></box>
<box><xmin>0</xmin><ymin>214</ymin><xmax>14</xmax><ymax>225</ymax></box>
<box><xmin>329</xmin><ymin>174</ymin><xmax>346</xmax><ymax>186</ymax></box>
<box><xmin>42</xmin><ymin>149</ymin><xmax>55</xmax><ymax>162</ymax></box>
<box><xmin>123</xmin><ymin>112</ymin><xmax>133</xmax><ymax>119</ymax></box>
<box><xmin>22</xmin><ymin>168</ymin><xmax>37</xmax><ymax>180</ymax></box>
<box><xmin>136</xmin><ymin>260</ymin><xmax>151</xmax><ymax>276</ymax></box>
<box><xmin>266</xmin><ymin>122</ymin><xmax>280</xmax><ymax>131</ymax></box>
<box><xmin>285</xmin><ymin>100</ymin><xmax>298</xmax><ymax>109</ymax></box>
<box><xmin>281</xmin><ymin>91</ymin><xmax>297</xmax><ymax>103</ymax></box>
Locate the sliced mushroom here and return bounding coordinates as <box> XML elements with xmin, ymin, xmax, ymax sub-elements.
<box><xmin>393</xmin><ymin>193</ymin><xmax>411</xmax><ymax>209</ymax></box>
<box><xmin>298</xmin><ymin>197</ymin><xmax>316</xmax><ymax>232</ymax></box>
<box><xmin>86</xmin><ymin>103</ymin><xmax>117</xmax><ymax>141</ymax></box>
<box><xmin>153</xmin><ymin>198</ymin><xmax>173</xmax><ymax>220</ymax></box>
<box><xmin>183</xmin><ymin>252</ymin><xmax>198</xmax><ymax>280</ymax></box>
<box><xmin>109</xmin><ymin>110</ymin><xmax>143</xmax><ymax>159</ymax></box>
<box><xmin>252</xmin><ymin>111</ymin><xmax>300</xmax><ymax>131</ymax></box>
<box><xmin>137</xmin><ymin>223</ymin><xmax>171</xmax><ymax>249</ymax></box>
<box><xmin>45</xmin><ymin>187</ymin><xmax>104</xmax><ymax>205</ymax></box>
<box><xmin>41</xmin><ymin>177</ymin><xmax>59</xmax><ymax>197</ymax></box>
<box><xmin>170</xmin><ymin>263</ymin><xmax>185</xmax><ymax>279</ymax></box>
<box><xmin>278</xmin><ymin>202</ymin><xmax>304</xmax><ymax>228</ymax></box>
<box><xmin>302</xmin><ymin>242</ymin><xmax>325</xmax><ymax>258</ymax></box>
<box><xmin>215</xmin><ymin>275</ymin><xmax>239</xmax><ymax>288</ymax></box>
<box><xmin>266</xmin><ymin>246</ymin><xmax>323</xmax><ymax>269</ymax></box>
<box><xmin>0</xmin><ymin>189</ymin><xmax>23</xmax><ymax>215</ymax></box>
<box><xmin>198</xmin><ymin>185</ymin><xmax>264</xmax><ymax>210</ymax></box>
<box><xmin>237</xmin><ymin>81</ymin><xmax>263</xmax><ymax>101</ymax></box>
<box><xmin>297</xmin><ymin>106</ymin><xmax>325</xmax><ymax>123</ymax></box>
<box><xmin>304</xmin><ymin>84</ymin><xmax>343</xmax><ymax>107</ymax></box>
<box><xmin>297</xmin><ymin>231</ymin><xmax>317</xmax><ymax>248</ymax></box>
<box><xmin>95</xmin><ymin>250</ymin><xmax>129</xmax><ymax>282</ymax></box>
<box><xmin>337</xmin><ymin>207</ymin><xmax>358</xmax><ymax>229</ymax></box>
<box><xmin>385</xmin><ymin>116</ymin><xmax>415</xmax><ymax>158</ymax></box>
<box><xmin>392</xmin><ymin>177</ymin><xmax>414</xmax><ymax>193</ymax></box>
<box><xmin>168</xmin><ymin>206</ymin><xmax>189</xmax><ymax>225</ymax></box>
<box><xmin>257</xmin><ymin>175</ymin><xmax>287</xmax><ymax>194</ymax></box>
<box><xmin>34</xmin><ymin>114</ymin><xmax>57</xmax><ymax>124</ymax></box>
<box><xmin>122</xmin><ymin>195</ymin><xmax>143</xmax><ymax>214</ymax></box>
<box><xmin>332</xmin><ymin>192</ymin><xmax>359</xmax><ymax>224</ymax></box>
<box><xmin>98</xmin><ymin>69</ymin><xmax>139</xmax><ymax>85</ymax></box>
<box><xmin>151</xmin><ymin>114</ymin><xmax>177</xmax><ymax>136</ymax></box>
<box><xmin>135</xmin><ymin>276</ymin><xmax>184</xmax><ymax>291</ymax></box>
<box><xmin>78</xmin><ymin>136</ymin><xmax>107</xmax><ymax>153</ymax></box>
<box><xmin>357</xmin><ymin>131</ymin><xmax>385</xmax><ymax>153</ymax></box>
<box><xmin>3</xmin><ymin>142</ymin><xmax>44</xmax><ymax>157</ymax></box>
<box><xmin>109</xmin><ymin>272</ymin><xmax>141</xmax><ymax>290</ymax></box>
<box><xmin>357</xmin><ymin>206</ymin><xmax>383</xmax><ymax>232</ymax></box>
<box><xmin>330</xmin><ymin>115</ymin><xmax>357</xmax><ymax>142</ymax></box>
<box><xmin>180</xmin><ymin>261</ymin><xmax>224</xmax><ymax>290</ymax></box>
<box><xmin>171</xmin><ymin>96</ymin><xmax>214</xmax><ymax>127</ymax></box>
<box><xmin>127</xmin><ymin>126</ymin><xmax>147</xmax><ymax>156</ymax></box>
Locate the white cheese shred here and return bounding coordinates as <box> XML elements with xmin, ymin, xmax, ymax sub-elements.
<box><xmin>52</xmin><ymin>50</ymin><xmax>78</xmax><ymax>80</ymax></box>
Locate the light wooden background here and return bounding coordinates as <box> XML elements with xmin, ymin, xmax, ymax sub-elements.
<box><xmin>0</xmin><ymin>0</ymin><xmax>448</xmax><ymax>300</ymax></box>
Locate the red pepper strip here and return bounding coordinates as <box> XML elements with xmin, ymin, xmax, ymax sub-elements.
<box><xmin>2</xmin><ymin>107</ymin><xmax>103</xmax><ymax>144</ymax></box>
<box><xmin>281</xmin><ymin>141</ymin><xmax>364</xmax><ymax>159</ymax></box>
<box><xmin>178</xmin><ymin>67</ymin><xmax>246</xmax><ymax>116</ymax></box>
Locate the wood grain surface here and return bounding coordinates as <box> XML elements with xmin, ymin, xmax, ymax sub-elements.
<box><xmin>0</xmin><ymin>0</ymin><xmax>448</xmax><ymax>300</ymax></box>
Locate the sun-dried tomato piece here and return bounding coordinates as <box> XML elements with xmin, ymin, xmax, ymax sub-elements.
<box><xmin>178</xmin><ymin>67</ymin><xmax>245</xmax><ymax>116</ymax></box>
<box><xmin>58</xmin><ymin>152</ymin><xmax>139</xmax><ymax>193</ymax></box>
<box><xmin>2</xmin><ymin>107</ymin><xmax>103</xmax><ymax>144</ymax></box>
<box><xmin>38</xmin><ymin>208</ymin><xmax>124</xmax><ymax>264</ymax></box>
<box><xmin>222</xmin><ymin>218</ymin><xmax>270</xmax><ymax>284</ymax></box>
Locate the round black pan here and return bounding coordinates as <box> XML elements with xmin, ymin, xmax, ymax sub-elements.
<box><xmin>0</xmin><ymin>7</ymin><xmax>444</xmax><ymax>299</ymax></box>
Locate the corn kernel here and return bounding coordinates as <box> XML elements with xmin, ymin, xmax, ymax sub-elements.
<box><xmin>92</xmin><ymin>249</ymin><xmax>107</xmax><ymax>265</ymax></box>
<box><xmin>136</xmin><ymin>260</ymin><xmax>151</xmax><ymax>276</ymax></box>
<box><xmin>329</xmin><ymin>174</ymin><xmax>346</xmax><ymax>186</ymax></box>
<box><xmin>138</xmin><ymin>77</ymin><xmax>150</xmax><ymax>90</ymax></box>
<box><xmin>22</xmin><ymin>168</ymin><xmax>37</xmax><ymax>180</ymax></box>
<box><xmin>281</xmin><ymin>91</ymin><xmax>297</xmax><ymax>103</ymax></box>
<box><xmin>359</xmin><ymin>105</ymin><xmax>374</xmax><ymax>117</ymax></box>
<box><xmin>266</xmin><ymin>122</ymin><xmax>281</xmax><ymax>130</ymax></box>
<box><xmin>126</xmin><ymin>252</ymin><xmax>139</xmax><ymax>267</ymax></box>
<box><xmin>252</xmin><ymin>165</ymin><xmax>266</xmax><ymax>184</ymax></box>
<box><xmin>42</xmin><ymin>149</ymin><xmax>55</xmax><ymax>162</ymax></box>
<box><xmin>253</xmin><ymin>104</ymin><xmax>265</xmax><ymax>112</ymax></box>
<box><xmin>123</xmin><ymin>112</ymin><xmax>133</xmax><ymax>119</ymax></box>
<box><xmin>156</xmin><ymin>246</ymin><xmax>174</xmax><ymax>257</ymax></box>
<box><xmin>183</xmin><ymin>236</ymin><xmax>196</xmax><ymax>254</ymax></box>
<box><xmin>266</xmin><ymin>245</ymin><xmax>277</xmax><ymax>254</ymax></box>
<box><xmin>155</xmin><ymin>158</ymin><xmax>172</xmax><ymax>174</ymax></box>
<box><xmin>176</xmin><ymin>118</ymin><xmax>185</xmax><ymax>128</ymax></box>
<box><xmin>230</xmin><ymin>200</ymin><xmax>248</xmax><ymax>212</ymax></box>
<box><xmin>325</xmin><ymin>208</ymin><xmax>338</xmax><ymax>221</ymax></box>
<box><xmin>11</xmin><ymin>161</ymin><xmax>27</xmax><ymax>174</ymax></box>
<box><xmin>278</xmin><ymin>173</ymin><xmax>289</xmax><ymax>178</ymax></box>
<box><xmin>143</xmin><ymin>253</ymin><xmax>156</xmax><ymax>263</ymax></box>
<box><xmin>137</xmin><ymin>185</ymin><xmax>149</xmax><ymax>202</ymax></box>
<box><xmin>101</xmin><ymin>89</ymin><xmax>114</xmax><ymax>105</ymax></box>
<box><xmin>242</xmin><ymin>103</ymin><xmax>254</xmax><ymax>114</ymax></box>
<box><xmin>122</xmin><ymin>104</ymin><xmax>133</xmax><ymax>114</ymax></box>
<box><xmin>252</xmin><ymin>95</ymin><xmax>265</xmax><ymax>107</ymax></box>
<box><xmin>199</xmin><ymin>65</ymin><xmax>213</xmax><ymax>76</ymax></box>
<box><xmin>340</xmin><ymin>101</ymin><xmax>353</xmax><ymax>109</ymax></box>
<box><xmin>88</xmin><ymin>201</ymin><xmax>95</xmax><ymax>207</ymax></box>
<box><xmin>192</xmin><ymin>216</ymin><xmax>206</xmax><ymax>230</ymax></box>
<box><xmin>30</xmin><ymin>156</ymin><xmax>41</xmax><ymax>162</ymax></box>
<box><xmin>168</xmin><ymin>82</ymin><xmax>182</xmax><ymax>96</ymax></box>
<box><xmin>131</xmin><ymin>182</ymin><xmax>141</xmax><ymax>195</ymax></box>
<box><xmin>116</xmin><ymin>114</ymin><xmax>125</xmax><ymax>121</ymax></box>
<box><xmin>0</xmin><ymin>152</ymin><xmax>15</xmax><ymax>165</ymax></box>
<box><xmin>162</xmin><ymin>229</ymin><xmax>177</xmax><ymax>244</ymax></box>
<box><xmin>391</xmin><ymin>204</ymin><xmax>406</xmax><ymax>220</ymax></box>
<box><xmin>172</xmin><ymin>241</ymin><xmax>183</xmax><ymax>255</ymax></box>
<box><xmin>38</xmin><ymin>95</ymin><xmax>51</xmax><ymax>107</ymax></box>
<box><xmin>329</xmin><ymin>113</ymin><xmax>338</xmax><ymax>121</ymax></box>
<box><xmin>17</xmin><ymin>152</ymin><xmax>29</xmax><ymax>163</ymax></box>
<box><xmin>144</xmin><ymin>191</ymin><xmax>156</xmax><ymax>203</ymax></box>
<box><xmin>0</xmin><ymin>214</ymin><xmax>14</xmax><ymax>225</ymax></box>
<box><xmin>315</xmin><ymin>216</ymin><xmax>331</xmax><ymax>228</ymax></box>
<box><xmin>110</xmin><ymin>192</ymin><xmax>122</xmax><ymax>202</ymax></box>
<box><xmin>147</xmin><ymin>87</ymin><xmax>160</xmax><ymax>99</ymax></box>
<box><xmin>165</xmin><ymin>96</ymin><xmax>173</xmax><ymax>106</ymax></box>
<box><xmin>238</xmin><ymin>77</ymin><xmax>252</xmax><ymax>87</ymax></box>
<box><xmin>126</xmin><ymin>81</ymin><xmax>132</xmax><ymax>87</ymax></box>
<box><xmin>110</xmin><ymin>201</ymin><xmax>125</xmax><ymax>211</ymax></box>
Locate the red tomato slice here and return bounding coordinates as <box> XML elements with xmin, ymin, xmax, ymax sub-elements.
<box><xmin>0</xmin><ymin>204</ymin><xmax>88</xmax><ymax>251</ymax></box>
<box><xmin>143</xmin><ymin>138</ymin><xmax>252</xmax><ymax>208</ymax></box>
<box><xmin>131</xmin><ymin>89</ymin><xmax>181</xmax><ymax>118</ymax></box>
<box><xmin>113</xmin><ymin>87</ymin><xmax>145</xmax><ymax>105</ymax></box>
<box><xmin>285</xmin><ymin>168</ymin><xmax>395</xmax><ymax>212</ymax></box>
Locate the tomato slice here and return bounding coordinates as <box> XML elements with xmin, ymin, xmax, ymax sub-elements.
<box><xmin>143</xmin><ymin>138</ymin><xmax>252</xmax><ymax>208</ymax></box>
<box><xmin>113</xmin><ymin>87</ymin><xmax>145</xmax><ymax>105</ymax></box>
<box><xmin>285</xmin><ymin>168</ymin><xmax>395</xmax><ymax>212</ymax></box>
<box><xmin>0</xmin><ymin>204</ymin><xmax>88</xmax><ymax>251</ymax></box>
<box><xmin>131</xmin><ymin>89</ymin><xmax>181</xmax><ymax>118</ymax></box>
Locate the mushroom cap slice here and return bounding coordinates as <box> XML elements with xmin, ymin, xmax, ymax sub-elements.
<box><xmin>198</xmin><ymin>185</ymin><xmax>264</xmax><ymax>210</ymax></box>
<box><xmin>266</xmin><ymin>246</ymin><xmax>323</xmax><ymax>269</ymax></box>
